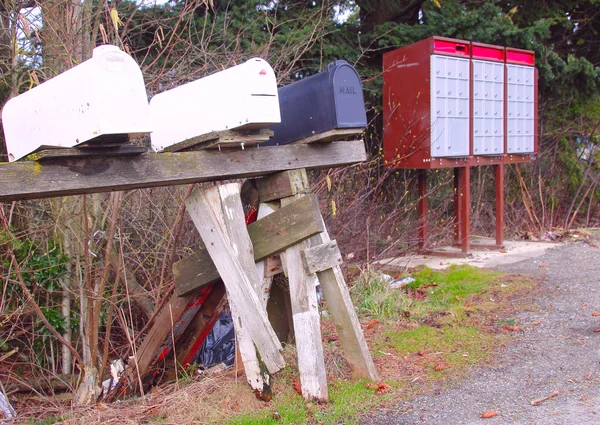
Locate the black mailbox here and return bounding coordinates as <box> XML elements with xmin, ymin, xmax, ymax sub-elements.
<box><xmin>264</xmin><ymin>60</ymin><xmax>367</xmax><ymax>146</ymax></box>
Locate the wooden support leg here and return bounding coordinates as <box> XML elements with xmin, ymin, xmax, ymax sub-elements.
<box><xmin>495</xmin><ymin>163</ymin><xmax>505</xmax><ymax>247</ymax></box>
<box><xmin>185</xmin><ymin>185</ymin><xmax>285</xmax><ymax>389</ymax></box>
<box><xmin>417</xmin><ymin>169</ymin><xmax>427</xmax><ymax>252</ymax></box>
<box><xmin>281</xmin><ymin>197</ymin><xmax>328</xmax><ymax>402</ymax></box>
<box><xmin>460</xmin><ymin>166</ymin><xmax>471</xmax><ymax>254</ymax></box>
<box><xmin>309</xmin><ymin>227</ymin><xmax>379</xmax><ymax>382</ymax></box>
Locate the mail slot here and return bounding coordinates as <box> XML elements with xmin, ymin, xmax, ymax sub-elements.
<box><xmin>2</xmin><ymin>45</ymin><xmax>151</xmax><ymax>161</ymax></box>
<box><xmin>263</xmin><ymin>60</ymin><xmax>367</xmax><ymax>146</ymax></box>
<box><xmin>150</xmin><ymin>58</ymin><xmax>281</xmax><ymax>151</ymax></box>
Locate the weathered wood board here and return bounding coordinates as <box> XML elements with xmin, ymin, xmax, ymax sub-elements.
<box><xmin>254</xmin><ymin>169</ymin><xmax>311</xmax><ymax>202</ymax></box>
<box><xmin>296</xmin><ymin>128</ymin><xmax>363</xmax><ymax>144</ymax></box>
<box><xmin>0</xmin><ymin>141</ymin><xmax>366</xmax><ymax>202</ymax></box>
<box><xmin>281</xmin><ymin>196</ymin><xmax>328</xmax><ymax>402</ymax></box>
<box><xmin>185</xmin><ymin>185</ymin><xmax>285</xmax><ymax>375</ymax></box>
<box><xmin>160</xmin><ymin>129</ymin><xmax>274</xmax><ymax>152</ymax></box>
<box><xmin>301</xmin><ymin>240</ymin><xmax>343</xmax><ymax>274</ymax></box>
<box><xmin>174</xmin><ymin>194</ymin><xmax>325</xmax><ymax>297</ymax></box>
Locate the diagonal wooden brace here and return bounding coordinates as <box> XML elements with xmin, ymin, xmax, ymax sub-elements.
<box><xmin>185</xmin><ymin>184</ymin><xmax>285</xmax><ymax>375</ymax></box>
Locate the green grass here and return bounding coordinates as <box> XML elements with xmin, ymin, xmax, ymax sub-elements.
<box><xmin>226</xmin><ymin>380</ymin><xmax>394</xmax><ymax>425</ymax></box>
<box><xmin>352</xmin><ymin>264</ymin><xmax>502</xmax><ymax>321</ymax></box>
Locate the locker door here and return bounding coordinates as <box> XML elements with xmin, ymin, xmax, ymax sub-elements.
<box><xmin>430</xmin><ymin>55</ymin><xmax>470</xmax><ymax>157</ymax></box>
<box><xmin>473</xmin><ymin>59</ymin><xmax>505</xmax><ymax>155</ymax></box>
<box><xmin>507</xmin><ymin>64</ymin><xmax>535</xmax><ymax>154</ymax></box>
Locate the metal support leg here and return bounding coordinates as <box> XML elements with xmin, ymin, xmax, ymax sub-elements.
<box><xmin>453</xmin><ymin>167</ymin><xmax>462</xmax><ymax>244</ymax></box>
<box><xmin>417</xmin><ymin>169</ymin><xmax>427</xmax><ymax>252</ymax></box>
<box><xmin>460</xmin><ymin>166</ymin><xmax>471</xmax><ymax>254</ymax></box>
<box><xmin>495</xmin><ymin>163</ymin><xmax>505</xmax><ymax>247</ymax></box>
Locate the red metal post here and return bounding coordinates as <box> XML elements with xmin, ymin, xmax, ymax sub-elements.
<box><xmin>460</xmin><ymin>166</ymin><xmax>471</xmax><ymax>254</ymax></box>
<box><xmin>495</xmin><ymin>163</ymin><xmax>505</xmax><ymax>246</ymax></box>
<box><xmin>418</xmin><ymin>169</ymin><xmax>427</xmax><ymax>252</ymax></box>
<box><xmin>453</xmin><ymin>167</ymin><xmax>462</xmax><ymax>244</ymax></box>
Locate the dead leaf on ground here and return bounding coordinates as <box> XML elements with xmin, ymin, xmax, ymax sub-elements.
<box><xmin>375</xmin><ymin>382</ymin><xmax>391</xmax><ymax>395</ymax></box>
<box><xmin>594</xmin><ymin>328</ymin><xmax>600</xmax><ymax>333</ymax></box>
<box><xmin>434</xmin><ymin>362</ymin><xmax>448</xmax><ymax>371</ymax></box>
<box><xmin>465</xmin><ymin>301</ymin><xmax>473</xmax><ymax>307</ymax></box>
<box><xmin>481</xmin><ymin>410</ymin><xmax>498</xmax><ymax>418</ymax></box>
<box><xmin>366</xmin><ymin>319</ymin><xmax>380</xmax><ymax>329</ymax></box>
<box><xmin>539</xmin><ymin>263</ymin><xmax>548</xmax><ymax>268</ymax></box>
<box><xmin>499</xmin><ymin>249</ymin><xmax>507</xmax><ymax>253</ymax></box>
<box><xmin>530</xmin><ymin>391</ymin><xmax>559</xmax><ymax>406</ymax></box>
<box><xmin>417</xmin><ymin>349</ymin><xmax>429</xmax><ymax>357</ymax></box>
<box><xmin>502</xmin><ymin>325</ymin><xmax>520</xmax><ymax>332</ymax></box>
<box><xmin>292</xmin><ymin>379</ymin><xmax>302</xmax><ymax>396</ymax></box>
<box><xmin>592</xmin><ymin>312</ymin><xmax>600</xmax><ymax>317</ymax></box>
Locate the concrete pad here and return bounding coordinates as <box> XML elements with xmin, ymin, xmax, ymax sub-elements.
<box><xmin>373</xmin><ymin>237</ymin><xmax>561</xmax><ymax>271</ymax></box>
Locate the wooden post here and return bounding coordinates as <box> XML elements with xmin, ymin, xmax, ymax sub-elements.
<box><xmin>281</xmin><ymin>195</ymin><xmax>328</xmax><ymax>402</ymax></box>
<box><xmin>495</xmin><ymin>163</ymin><xmax>505</xmax><ymax>246</ymax></box>
<box><xmin>185</xmin><ymin>185</ymin><xmax>285</xmax><ymax>380</ymax></box>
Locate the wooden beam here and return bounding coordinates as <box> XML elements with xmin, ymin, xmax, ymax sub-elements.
<box><xmin>173</xmin><ymin>249</ymin><xmax>220</xmax><ymax>297</ymax></box>
<box><xmin>247</xmin><ymin>194</ymin><xmax>324</xmax><ymax>262</ymax></box>
<box><xmin>281</xmin><ymin>196</ymin><xmax>328</xmax><ymax>403</ymax></box>
<box><xmin>185</xmin><ymin>185</ymin><xmax>285</xmax><ymax>376</ymax></box>
<box><xmin>310</xmin><ymin>223</ymin><xmax>379</xmax><ymax>382</ymax></box>
<box><xmin>254</xmin><ymin>169</ymin><xmax>310</xmax><ymax>202</ymax></box>
<box><xmin>174</xmin><ymin>194</ymin><xmax>325</xmax><ymax>297</ymax></box>
<box><xmin>301</xmin><ymin>240</ymin><xmax>343</xmax><ymax>274</ymax></box>
<box><xmin>0</xmin><ymin>141</ymin><xmax>366</xmax><ymax>202</ymax></box>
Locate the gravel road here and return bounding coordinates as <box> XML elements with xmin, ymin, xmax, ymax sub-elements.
<box><xmin>361</xmin><ymin>240</ymin><xmax>600</xmax><ymax>425</ymax></box>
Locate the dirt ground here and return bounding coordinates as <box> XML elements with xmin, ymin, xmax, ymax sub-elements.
<box><xmin>362</xmin><ymin>238</ymin><xmax>600</xmax><ymax>425</ymax></box>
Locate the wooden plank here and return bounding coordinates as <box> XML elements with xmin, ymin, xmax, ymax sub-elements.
<box><xmin>161</xmin><ymin>129</ymin><xmax>274</xmax><ymax>152</ymax></box>
<box><xmin>0</xmin><ymin>141</ymin><xmax>366</xmax><ymax>202</ymax></box>
<box><xmin>185</xmin><ymin>185</ymin><xmax>285</xmax><ymax>375</ymax></box>
<box><xmin>174</xmin><ymin>194</ymin><xmax>324</xmax><ymax>297</ymax></box>
<box><xmin>296</xmin><ymin>128</ymin><xmax>363</xmax><ymax>144</ymax></box>
<box><xmin>248</xmin><ymin>194</ymin><xmax>324</xmax><ymax>262</ymax></box>
<box><xmin>309</xmin><ymin>220</ymin><xmax>379</xmax><ymax>382</ymax></box>
<box><xmin>301</xmin><ymin>240</ymin><xmax>343</xmax><ymax>274</ymax></box>
<box><xmin>25</xmin><ymin>145</ymin><xmax>147</xmax><ymax>161</ymax></box>
<box><xmin>254</xmin><ymin>169</ymin><xmax>310</xmax><ymax>202</ymax></box>
<box><xmin>174</xmin><ymin>281</ymin><xmax>228</xmax><ymax>370</ymax></box>
<box><xmin>173</xmin><ymin>248</ymin><xmax>220</xmax><ymax>297</ymax></box>
<box><xmin>281</xmin><ymin>196</ymin><xmax>328</xmax><ymax>402</ymax></box>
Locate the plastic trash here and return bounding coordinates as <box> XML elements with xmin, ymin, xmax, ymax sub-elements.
<box><xmin>379</xmin><ymin>272</ymin><xmax>415</xmax><ymax>289</ymax></box>
<box><xmin>194</xmin><ymin>311</ymin><xmax>236</xmax><ymax>369</ymax></box>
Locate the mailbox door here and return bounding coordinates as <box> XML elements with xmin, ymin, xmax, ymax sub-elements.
<box><xmin>430</xmin><ymin>55</ymin><xmax>470</xmax><ymax>157</ymax></box>
<box><xmin>472</xmin><ymin>60</ymin><xmax>504</xmax><ymax>155</ymax></box>
<box><xmin>506</xmin><ymin>64</ymin><xmax>535</xmax><ymax>153</ymax></box>
<box><xmin>331</xmin><ymin>63</ymin><xmax>367</xmax><ymax>128</ymax></box>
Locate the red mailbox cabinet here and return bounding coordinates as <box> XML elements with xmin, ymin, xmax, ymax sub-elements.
<box><xmin>383</xmin><ymin>37</ymin><xmax>538</xmax><ymax>168</ymax></box>
<box><xmin>383</xmin><ymin>37</ymin><xmax>472</xmax><ymax>169</ymax></box>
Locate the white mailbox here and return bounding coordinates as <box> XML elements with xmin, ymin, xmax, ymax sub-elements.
<box><xmin>2</xmin><ymin>45</ymin><xmax>151</xmax><ymax>162</ymax></box>
<box><xmin>149</xmin><ymin>58</ymin><xmax>281</xmax><ymax>152</ymax></box>
<box><xmin>430</xmin><ymin>54</ymin><xmax>470</xmax><ymax>157</ymax></box>
<box><xmin>506</xmin><ymin>64</ymin><xmax>535</xmax><ymax>154</ymax></box>
<box><xmin>472</xmin><ymin>60</ymin><xmax>504</xmax><ymax>155</ymax></box>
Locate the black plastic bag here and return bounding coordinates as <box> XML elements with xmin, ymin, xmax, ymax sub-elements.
<box><xmin>194</xmin><ymin>311</ymin><xmax>236</xmax><ymax>368</ymax></box>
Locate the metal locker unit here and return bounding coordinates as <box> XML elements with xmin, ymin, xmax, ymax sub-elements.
<box><xmin>383</xmin><ymin>36</ymin><xmax>472</xmax><ymax>169</ymax></box>
<box><xmin>2</xmin><ymin>45</ymin><xmax>152</xmax><ymax>162</ymax></box>
<box><xmin>505</xmin><ymin>48</ymin><xmax>537</xmax><ymax>163</ymax></box>
<box><xmin>150</xmin><ymin>58</ymin><xmax>281</xmax><ymax>152</ymax></box>
<box><xmin>470</xmin><ymin>42</ymin><xmax>505</xmax><ymax>164</ymax></box>
<box><xmin>430</xmin><ymin>55</ymin><xmax>470</xmax><ymax>157</ymax></box>
<box><xmin>263</xmin><ymin>60</ymin><xmax>367</xmax><ymax>146</ymax></box>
